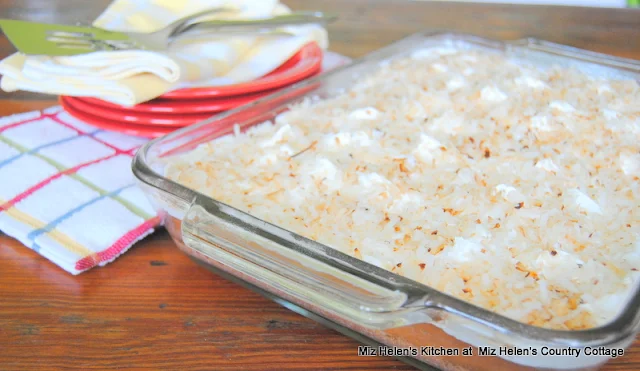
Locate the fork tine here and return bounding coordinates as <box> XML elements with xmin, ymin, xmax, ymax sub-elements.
<box><xmin>101</xmin><ymin>40</ymin><xmax>141</xmax><ymax>49</ymax></box>
<box><xmin>53</xmin><ymin>41</ymin><xmax>98</xmax><ymax>52</ymax></box>
<box><xmin>47</xmin><ymin>38</ymin><xmax>93</xmax><ymax>47</ymax></box>
<box><xmin>57</xmin><ymin>44</ymin><xmax>98</xmax><ymax>51</ymax></box>
<box><xmin>46</xmin><ymin>35</ymin><xmax>96</xmax><ymax>43</ymax></box>
<box><xmin>49</xmin><ymin>39</ymin><xmax>122</xmax><ymax>52</ymax></box>
<box><xmin>46</xmin><ymin>30</ymin><xmax>95</xmax><ymax>38</ymax></box>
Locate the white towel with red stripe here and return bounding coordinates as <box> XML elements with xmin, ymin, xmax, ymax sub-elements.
<box><xmin>0</xmin><ymin>51</ymin><xmax>350</xmax><ymax>274</ymax></box>
<box><xmin>0</xmin><ymin>106</ymin><xmax>159</xmax><ymax>274</ymax></box>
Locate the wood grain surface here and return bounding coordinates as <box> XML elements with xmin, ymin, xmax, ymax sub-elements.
<box><xmin>0</xmin><ymin>1</ymin><xmax>639</xmax><ymax>370</ymax></box>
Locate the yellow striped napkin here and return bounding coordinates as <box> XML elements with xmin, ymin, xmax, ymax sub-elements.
<box><xmin>0</xmin><ymin>0</ymin><xmax>328</xmax><ymax>106</ymax></box>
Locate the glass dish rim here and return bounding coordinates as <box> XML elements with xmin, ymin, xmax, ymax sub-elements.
<box><xmin>132</xmin><ymin>30</ymin><xmax>640</xmax><ymax>346</ymax></box>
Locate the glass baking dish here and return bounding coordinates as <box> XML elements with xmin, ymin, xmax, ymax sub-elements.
<box><xmin>132</xmin><ymin>32</ymin><xmax>640</xmax><ymax>371</ymax></box>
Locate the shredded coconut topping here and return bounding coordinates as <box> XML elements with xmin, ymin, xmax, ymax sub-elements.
<box><xmin>166</xmin><ymin>48</ymin><xmax>640</xmax><ymax>330</ymax></box>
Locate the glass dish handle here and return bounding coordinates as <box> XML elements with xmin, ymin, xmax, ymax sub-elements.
<box><xmin>181</xmin><ymin>199</ymin><xmax>413</xmax><ymax>329</ymax></box>
<box><xmin>506</xmin><ymin>37</ymin><xmax>640</xmax><ymax>71</ymax></box>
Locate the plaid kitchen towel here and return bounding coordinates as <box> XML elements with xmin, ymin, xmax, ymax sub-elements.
<box><xmin>0</xmin><ymin>51</ymin><xmax>351</xmax><ymax>275</ymax></box>
<box><xmin>0</xmin><ymin>106</ymin><xmax>160</xmax><ymax>275</ymax></box>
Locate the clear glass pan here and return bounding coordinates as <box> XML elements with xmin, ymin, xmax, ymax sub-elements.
<box><xmin>133</xmin><ymin>31</ymin><xmax>640</xmax><ymax>371</ymax></box>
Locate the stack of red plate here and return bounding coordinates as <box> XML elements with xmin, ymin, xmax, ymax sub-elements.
<box><xmin>59</xmin><ymin>43</ymin><xmax>323</xmax><ymax>138</ymax></box>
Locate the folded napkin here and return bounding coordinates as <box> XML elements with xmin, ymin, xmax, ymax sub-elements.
<box><xmin>0</xmin><ymin>51</ymin><xmax>351</xmax><ymax>275</ymax></box>
<box><xmin>0</xmin><ymin>0</ymin><xmax>328</xmax><ymax>106</ymax></box>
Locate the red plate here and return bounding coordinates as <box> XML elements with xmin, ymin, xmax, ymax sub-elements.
<box><xmin>60</xmin><ymin>97</ymin><xmax>176</xmax><ymax>138</ymax></box>
<box><xmin>77</xmin><ymin>88</ymin><xmax>279</xmax><ymax>114</ymax></box>
<box><xmin>160</xmin><ymin>42</ymin><xmax>323</xmax><ymax>100</ymax></box>
<box><xmin>62</xmin><ymin>96</ymin><xmax>212</xmax><ymax>127</ymax></box>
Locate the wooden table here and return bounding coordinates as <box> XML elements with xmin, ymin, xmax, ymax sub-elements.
<box><xmin>1</xmin><ymin>0</ymin><xmax>639</xmax><ymax>370</ymax></box>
